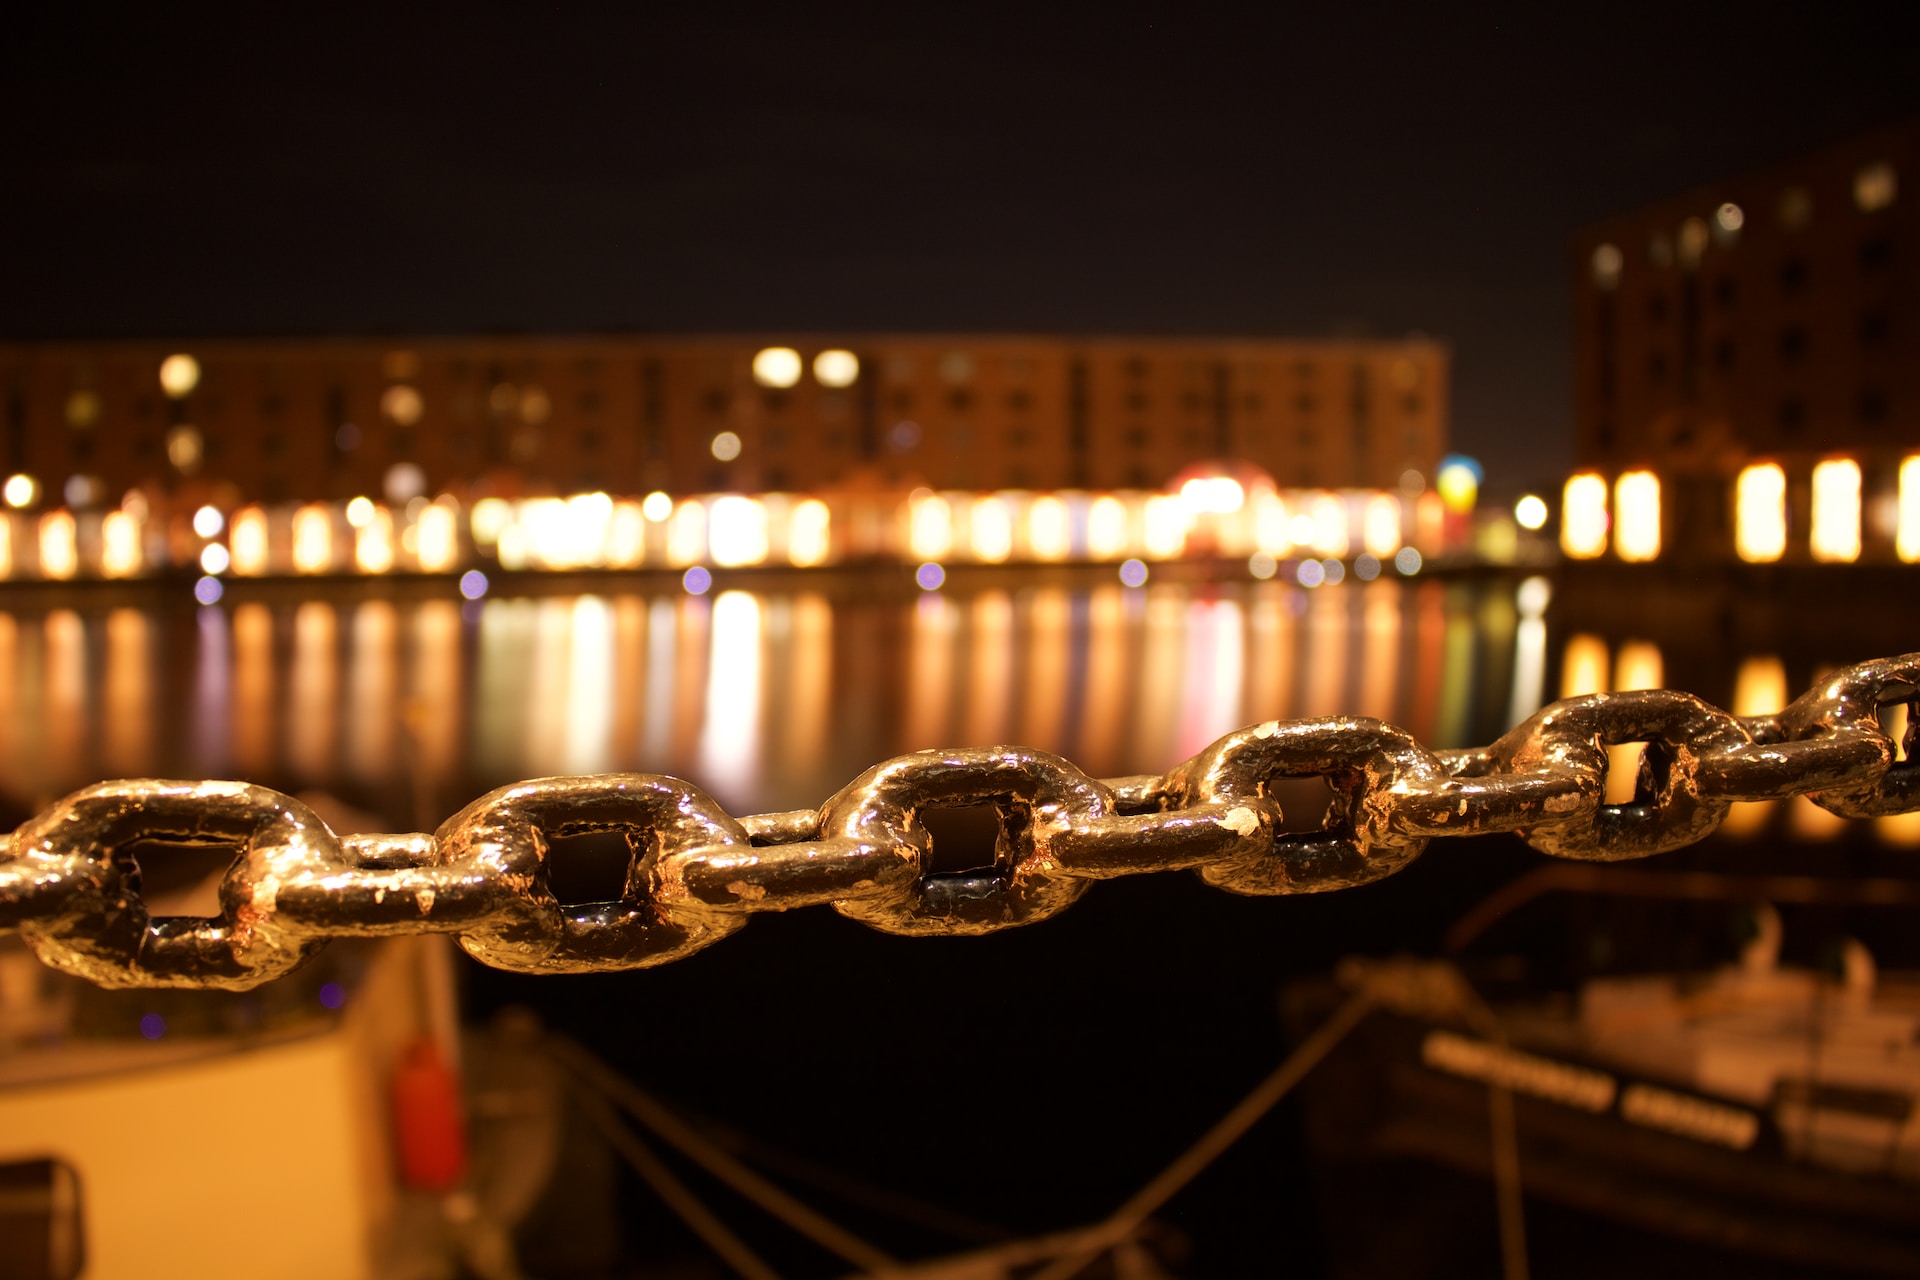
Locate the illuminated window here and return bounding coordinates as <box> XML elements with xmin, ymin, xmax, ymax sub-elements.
<box><xmin>381</xmin><ymin>385</ymin><xmax>424</xmax><ymax>426</ymax></box>
<box><xmin>813</xmin><ymin>350</ymin><xmax>859</xmax><ymax>387</ymax></box>
<box><xmin>909</xmin><ymin>494</ymin><xmax>953</xmax><ymax>560</ymax></box>
<box><xmin>38</xmin><ymin>512</ymin><xmax>77</xmax><ymax>580</ymax></box>
<box><xmin>292</xmin><ymin>505</ymin><xmax>334</xmax><ymax>574</ymax></box>
<box><xmin>1591</xmin><ymin>243</ymin><xmax>1623</xmax><ymax>290</ymax></box>
<box><xmin>968</xmin><ymin>497</ymin><xmax>1013</xmax><ymax>563</ymax></box>
<box><xmin>158</xmin><ymin>353</ymin><xmax>200</xmax><ymax>398</ymax></box>
<box><xmin>1613</xmin><ymin>471</ymin><xmax>1660</xmax><ymax>562</ymax></box>
<box><xmin>1809</xmin><ymin>458</ymin><xmax>1861</xmax><ymax>563</ymax></box>
<box><xmin>787</xmin><ymin>499</ymin><xmax>831</xmax><ymax>567</ymax></box>
<box><xmin>231</xmin><ymin>507</ymin><xmax>270</xmax><ymax>575</ymax></box>
<box><xmin>752</xmin><ymin>347</ymin><xmax>802</xmax><ymax>388</ymax></box>
<box><xmin>1086</xmin><ymin>496</ymin><xmax>1129</xmax><ymax>559</ymax></box>
<box><xmin>1027</xmin><ymin>496</ymin><xmax>1070</xmax><ymax>561</ymax></box>
<box><xmin>1560</xmin><ymin>473</ymin><xmax>1608</xmax><ymax>559</ymax></box>
<box><xmin>1899</xmin><ymin>456</ymin><xmax>1920</xmax><ymax>564</ymax></box>
<box><xmin>165</xmin><ymin>426</ymin><xmax>203</xmax><ymax>474</ymax></box>
<box><xmin>1735</xmin><ymin>463</ymin><xmax>1787</xmax><ymax>563</ymax></box>
<box><xmin>1361</xmin><ymin>494</ymin><xmax>1401</xmax><ymax>557</ymax></box>
<box><xmin>708</xmin><ymin>496</ymin><xmax>769</xmax><ymax>567</ymax></box>
<box><xmin>1855</xmin><ymin>161</ymin><xmax>1897</xmax><ymax>213</ymax></box>
<box><xmin>101</xmin><ymin>510</ymin><xmax>142</xmax><ymax>578</ymax></box>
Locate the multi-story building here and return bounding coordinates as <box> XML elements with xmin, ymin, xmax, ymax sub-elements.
<box><xmin>0</xmin><ymin>335</ymin><xmax>1446</xmax><ymax>509</ymax></box>
<box><xmin>1569</xmin><ymin>118</ymin><xmax>1920</xmax><ymax>565</ymax></box>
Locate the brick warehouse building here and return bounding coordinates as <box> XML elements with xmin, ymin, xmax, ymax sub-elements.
<box><xmin>0</xmin><ymin>335</ymin><xmax>1446</xmax><ymax>508</ymax></box>
<box><xmin>1569</xmin><ymin>118</ymin><xmax>1920</xmax><ymax>564</ymax></box>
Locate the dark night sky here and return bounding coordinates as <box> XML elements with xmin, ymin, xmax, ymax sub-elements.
<box><xmin>4</xmin><ymin>4</ymin><xmax>1918</xmax><ymax>485</ymax></box>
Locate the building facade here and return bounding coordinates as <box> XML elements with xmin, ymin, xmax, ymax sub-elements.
<box><xmin>0</xmin><ymin>335</ymin><xmax>1447</xmax><ymax>509</ymax></box>
<box><xmin>1570</xmin><ymin>119</ymin><xmax>1920</xmax><ymax>564</ymax></box>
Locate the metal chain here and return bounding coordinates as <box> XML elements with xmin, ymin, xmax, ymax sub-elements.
<box><xmin>3</xmin><ymin>652</ymin><xmax>1915</xmax><ymax>990</ymax></box>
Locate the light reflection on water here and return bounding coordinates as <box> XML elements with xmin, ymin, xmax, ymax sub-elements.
<box><xmin>0</xmin><ymin>577</ymin><xmax>1910</xmax><ymax>844</ymax></box>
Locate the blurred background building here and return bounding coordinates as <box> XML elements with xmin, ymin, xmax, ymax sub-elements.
<box><xmin>0</xmin><ymin>335</ymin><xmax>1446</xmax><ymax>507</ymax></box>
<box><xmin>1569</xmin><ymin>118</ymin><xmax>1919</xmax><ymax>567</ymax></box>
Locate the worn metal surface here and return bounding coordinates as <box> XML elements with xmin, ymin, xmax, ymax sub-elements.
<box><xmin>2</xmin><ymin>652</ymin><xmax>1915</xmax><ymax>989</ymax></box>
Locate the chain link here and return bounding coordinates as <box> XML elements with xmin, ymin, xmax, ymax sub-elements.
<box><xmin>4</xmin><ymin>652</ymin><xmax>1917</xmax><ymax>989</ymax></box>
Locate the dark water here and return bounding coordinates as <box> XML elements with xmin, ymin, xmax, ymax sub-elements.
<box><xmin>6</xmin><ymin>569</ymin><xmax>1913</xmax><ymax>1277</ymax></box>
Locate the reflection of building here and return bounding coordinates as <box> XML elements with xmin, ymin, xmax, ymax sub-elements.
<box><xmin>0</xmin><ymin>335</ymin><xmax>1446</xmax><ymax>506</ymax></box>
<box><xmin>1568</xmin><ymin>119</ymin><xmax>1920</xmax><ymax>564</ymax></box>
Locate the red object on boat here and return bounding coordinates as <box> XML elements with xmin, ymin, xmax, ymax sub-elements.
<box><xmin>391</xmin><ymin>1038</ymin><xmax>467</xmax><ymax>1190</ymax></box>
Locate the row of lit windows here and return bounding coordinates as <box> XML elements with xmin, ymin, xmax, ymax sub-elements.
<box><xmin>1561</xmin><ymin>456</ymin><xmax>1920</xmax><ymax>564</ymax></box>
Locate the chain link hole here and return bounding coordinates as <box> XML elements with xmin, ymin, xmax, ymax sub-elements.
<box><xmin>118</xmin><ymin>839</ymin><xmax>233</xmax><ymax>917</ymax></box>
<box><xmin>915</xmin><ymin>804</ymin><xmax>1010</xmax><ymax>875</ymax></box>
<box><xmin>542</xmin><ymin>830</ymin><xmax>638</xmax><ymax>906</ymax></box>
<box><xmin>1265</xmin><ymin>777</ymin><xmax>1337</xmax><ymax>833</ymax></box>
<box><xmin>1878</xmin><ymin>699</ymin><xmax>1915</xmax><ymax>766</ymax></box>
<box><xmin>1602</xmin><ymin>740</ymin><xmax>1672</xmax><ymax>808</ymax></box>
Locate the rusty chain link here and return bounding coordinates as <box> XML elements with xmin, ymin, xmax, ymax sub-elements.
<box><xmin>2</xmin><ymin>652</ymin><xmax>1915</xmax><ymax>990</ymax></box>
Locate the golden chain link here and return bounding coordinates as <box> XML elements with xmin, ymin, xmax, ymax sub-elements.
<box><xmin>3</xmin><ymin>653</ymin><xmax>1916</xmax><ymax>989</ymax></box>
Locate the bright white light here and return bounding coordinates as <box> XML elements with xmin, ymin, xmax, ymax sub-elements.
<box><xmin>192</xmin><ymin>505</ymin><xmax>224</xmax><ymax>538</ymax></box>
<box><xmin>199</xmin><ymin>543</ymin><xmax>230</xmax><ymax>575</ymax></box>
<box><xmin>38</xmin><ymin>512</ymin><xmax>77</xmax><ymax>580</ymax></box>
<box><xmin>667</xmin><ymin>500</ymin><xmax>707</xmax><ymax>566</ymax></box>
<box><xmin>642</xmin><ymin>491</ymin><xmax>674</xmax><ymax>522</ymax></box>
<box><xmin>1027</xmin><ymin>496</ymin><xmax>1070</xmax><ymax>561</ymax></box>
<box><xmin>788</xmin><ymin>499</ymin><xmax>831</xmax><ymax>567</ymax></box>
<box><xmin>711</xmin><ymin>431</ymin><xmax>742</xmax><ymax>462</ymax></box>
<box><xmin>752</xmin><ymin>347</ymin><xmax>803</xmax><ymax>388</ymax></box>
<box><xmin>1561</xmin><ymin>473</ymin><xmax>1608</xmax><ymax>559</ymax></box>
<box><xmin>292</xmin><ymin>505</ymin><xmax>333</xmax><ymax>574</ymax></box>
<box><xmin>1735</xmin><ymin>463</ymin><xmax>1787</xmax><ymax>563</ymax></box>
<box><xmin>1514</xmin><ymin>494</ymin><xmax>1548</xmax><ymax>530</ymax></box>
<box><xmin>2</xmin><ymin>474</ymin><xmax>38</xmax><ymax>509</ymax></box>
<box><xmin>709</xmin><ymin>496</ymin><xmax>769</xmax><ymax>567</ymax></box>
<box><xmin>1296</xmin><ymin>559</ymin><xmax>1325</xmax><ymax>588</ymax></box>
<box><xmin>469</xmin><ymin>496</ymin><xmax>511</xmax><ymax>545</ymax></box>
<box><xmin>608</xmin><ymin>501</ymin><xmax>646</xmax><ymax>568</ymax></box>
<box><xmin>1899</xmin><ymin>456</ymin><xmax>1920</xmax><ymax>563</ymax></box>
<box><xmin>1248</xmin><ymin>551</ymin><xmax>1277</xmax><ymax>580</ymax></box>
<box><xmin>969</xmin><ymin>498</ymin><xmax>1013</xmax><ymax>563</ymax></box>
<box><xmin>230</xmin><ymin>508</ymin><xmax>269</xmax><ymax>575</ymax></box>
<box><xmin>1178</xmin><ymin>476</ymin><xmax>1245</xmax><ymax>515</ymax></box>
<box><xmin>1515</xmin><ymin>575</ymin><xmax>1552</xmax><ymax>619</ymax></box>
<box><xmin>1253</xmin><ymin>492</ymin><xmax>1289</xmax><ymax>554</ymax></box>
<box><xmin>1308</xmin><ymin>493</ymin><xmax>1349</xmax><ymax>556</ymax></box>
<box><xmin>909</xmin><ymin>494</ymin><xmax>954</xmax><ymax>560</ymax></box>
<box><xmin>159</xmin><ymin>353</ymin><xmax>201</xmax><ymax>398</ymax></box>
<box><xmin>1809</xmin><ymin>458</ymin><xmax>1861</xmax><ymax>563</ymax></box>
<box><xmin>101</xmin><ymin>511</ymin><xmax>141</xmax><ymax>578</ymax></box>
<box><xmin>1087</xmin><ymin>496</ymin><xmax>1129</xmax><ymax>559</ymax></box>
<box><xmin>1142</xmin><ymin>495</ymin><xmax>1189</xmax><ymax>558</ymax></box>
<box><xmin>1288</xmin><ymin>512</ymin><xmax>1318</xmax><ymax>547</ymax></box>
<box><xmin>1613</xmin><ymin>471</ymin><xmax>1660</xmax><ymax>562</ymax></box>
<box><xmin>1361</xmin><ymin>494</ymin><xmax>1400</xmax><ymax>557</ymax></box>
<box><xmin>384</xmin><ymin>462</ymin><xmax>426</xmax><ymax>503</ymax></box>
<box><xmin>813</xmin><ymin>349</ymin><xmax>860</xmax><ymax>387</ymax></box>
<box><xmin>343</xmin><ymin>496</ymin><xmax>373</xmax><ymax>528</ymax></box>
<box><xmin>355</xmin><ymin>508</ymin><xmax>395</xmax><ymax>574</ymax></box>
<box><xmin>1394</xmin><ymin>546</ymin><xmax>1422</xmax><ymax>575</ymax></box>
<box><xmin>417</xmin><ymin>501</ymin><xmax>459</xmax><ymax>572</ymax></box>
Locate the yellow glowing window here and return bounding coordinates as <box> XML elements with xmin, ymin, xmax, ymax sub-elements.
<box><xmin>1734</xmin><ymin>463</ymin><xmax>1786</xmax><ymax>563</ymax></box>
<box><xmin>1809</xmin><ymin>459</ymin><xmax>1860</xmax><ymax>563</ymax></box>
<box><xmin>1613</xmin><ymin>471</ymin><xmax>1660</xmax><ymax>562</ymax></box>
<box><xmin>1561</xmin><ymin>473</ymin><xmax>1608</xmax><ymax>559</ymax></box>
<box><xmin>1899</xmin><ymin>455</ymin><xmax>1920</xmax><ymax>564</ymax></box>
<box><xmin>909</xmin><ymin>494</ymin><xmax>953</xmax><ymax>560</ymax></box>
